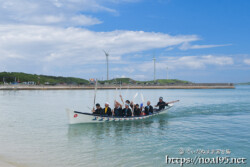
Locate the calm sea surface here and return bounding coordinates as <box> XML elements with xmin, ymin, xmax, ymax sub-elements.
<box><xmin>0</xmin><ymin>86</ymin><xmax>249</xmax><ymax>167</ymax></box>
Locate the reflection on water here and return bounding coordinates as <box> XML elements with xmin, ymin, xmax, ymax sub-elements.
<box><xmin>67</xmin><ymin>117</ymin><xmax>169</xmax><ymax>140</ymax></box>
<box><xmin>66</xmin><ymin>117</ymin><xmax>171</xmax><ymax>167</ymax></box>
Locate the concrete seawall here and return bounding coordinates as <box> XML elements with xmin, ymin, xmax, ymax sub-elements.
<box><xmin>0</xmin><ymin>84</ymin><xmax>235</xmax><ymax>90</ymax></box>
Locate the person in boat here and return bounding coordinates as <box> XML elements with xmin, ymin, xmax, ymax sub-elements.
<box><xmin>101</xmin><ymin>102</ymin><xmax>112</xmax><ymax>116</ymax></box>
<box><xmin>128</xmin><ymin>100</ymin><xmax>134</xmax><ymax>108</ymax></box>
<box><xmin>92</xmin><ymin>103</ymin><xmax>102</xmax><ymax>115</ymax></box>
<box><xmin>155</xmin><ymin>97</ymin><xmax>168</xmax><ymax>111</ymax></box>
<box><xmin>122</xmin><ymin>103</ymin><xmax>132</xmax><ymax>117</ymax></box>
<box><xmin>133</xmin><ymin>104</ymin><xmax>141</xmax><ymax>116</ymax></box>
<box><xmin>120</xmin><ymin>95</ymin><xmax>133</xmax><ymax>108</ymax></box>
<box><xmin>144</xmin><ymin>101</ymin><xmax>154</xmax><ymax>115</ymax></box>
<box><xmin>112</xmin><ymin>101</ymin><xmax>123</xmax><ymax>117</ymax></box>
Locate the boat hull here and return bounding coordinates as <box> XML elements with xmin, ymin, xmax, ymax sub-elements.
<box><xmin>66</xmin><ymin>104</ymin><xmax>173</xmax><ymax>124</ymax></box>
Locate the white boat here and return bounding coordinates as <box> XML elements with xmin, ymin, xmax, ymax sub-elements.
<box><xmin>66</xmin><ymin>103</ymin><xmax>174</xmax><ymax>124</ymax></box>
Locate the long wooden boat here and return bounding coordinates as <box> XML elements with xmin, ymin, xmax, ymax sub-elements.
<box><xmin>66</xmin><ymin>103</ymin><xmax>174</xmax><ymax>124</ymax></box>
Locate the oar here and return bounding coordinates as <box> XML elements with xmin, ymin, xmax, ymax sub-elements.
<box><xmin>157</xmin><ymin>100</ymin><xmax>180</xmax><ymax>107</ymax></box>
<box><xmin>165</xmin><ymin>100</ymin><xmax>180</xmax><ymax>105</ymax></box>
<box><xmin>125</xmin><ymin>85</ymin><xmax>129</xmax><ymax>100</ymax></box>
<box><xmin>132</xmin><ymin>92</ymin><xmax>138</xmax><ymax>101</ymax></box>
<box><xmin>162</xmin><ymin>100</ymin><xmax>180</xmax><ymax>106</ymax></box>
<box><xmin>140</xmin><ymin>93</ymin><xmax>144</xmax><ymax>105</ymax></box>
<box><xmin>114</xmin><ymin>88</ymin><xmax>118</xmax><ymax>104</ymax></box>
<box><xmin>156</xmin><ymin>100</ymin><xmax>180</xmax><ymax>110</ymax></box>
<box><xmin>74</xmin><ymin>111</ymin><xmax>93</xmax><ymax>116</ymax></box>
<box><xmin>93</xmin><ymin>79</ymin><xmax>98</xmax><ymax>108</ymax></box>
<box><xmin>140</xmin><ymin>93</ymin><xmax>144</xmax><ymax>115</ymax></box>
<box><xmin>113</xmin><ymin>88</ymin><xmax>118</xmax><ymax>115</ymax></box>
<box><xmin>119</xmin><ymin>83</ymin><xmax>122</xmax><ymax>96</ymax></box>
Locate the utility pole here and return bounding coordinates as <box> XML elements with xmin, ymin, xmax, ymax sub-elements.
<box><xmin>152</xmin><ymin>56</ymin><xmax>156</xmax><ymax>82</ymax></box>
<box><xmin>103</xmin><ymin>50</ymin><xmax>109</xmax><ymax>80</ymax></box>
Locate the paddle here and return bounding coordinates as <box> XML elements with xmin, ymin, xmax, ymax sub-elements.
<box><xmin>132</xmin><ymin>92</ymin><xmax>138</xmax><ymax>101</ymax></box>
<box><xmin>113</xmin><ymin>88</ymin><xmax>118</xmax><ymax>115</ymax></box>
<box><xmin>114</xmin><ymin>88</ymin><xmax>118</xmax><ymax>104</ymax></box>
<box><xmin>125</xmin><ymin>85</ymin><xmax>129</xmax><ymax>100</ymax></box>
<box><xmin>166</xmin><ymin>100</ymin><xmax>180</xmax><ymax>105</ymax></box>
<box><xmin>93</xmin><ymin>79</ymin><xmax>98</xmax><ymax>111</ymax></box>
<box><xmin>140</xmin><ymin>93</ymin><xmax>144</xmax><ymax>115</ymax></box>
<box><xmin>157</xmin><ymin>100</ymin><xmax>180</xmax><ymax>107</ymax></box>
<box><xmin>155</xmin><ymin>100</ymin><xmax>180</xmax><ymax>111</ymax></box>
<box><xmin>140</xmin><ymin>93</ymin><xmax>144</xmax><ymax>105</ymax></box>
<box><xmin>74</xmin><ymin>111</ymin><xmax>93</xmax><ymax>115</ymax></box>
<box><xmin>119</xmin><ymin>83</ymin><xmax>122</xmax><ymax>96</ymax></box>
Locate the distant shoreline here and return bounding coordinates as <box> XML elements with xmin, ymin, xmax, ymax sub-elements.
<box><xmin>0</xmin><ymin>84</ymin><xmax>235</xmax><ymax>90</ymax></box>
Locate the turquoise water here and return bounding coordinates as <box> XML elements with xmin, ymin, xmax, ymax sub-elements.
<box><xmin>0</xmin><ymin>86</ymin><xmax>249</xmax><ymax>167</ymax></box>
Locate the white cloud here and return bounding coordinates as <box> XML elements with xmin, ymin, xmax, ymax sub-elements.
<box><xmin>136</xmin><ymin>55</ymin><xmax>234</xmax><ymax>72</ymax></box>
<box><xmin>179</xmin><ymin>42</ymin><xmax>231</xmax><ymax>50</ymax></box>
<box><xmin>243</xmin><ymin>59</ymin><xmax>250</xmax><ymax>65</ymax></box>
<box><xmin>71</xmin><ymin>15</ymin><xmax>102</xmax><ymax>26</ymax></box>
<box><xmin>0</xmin><ymin>0</ymin><xmax>238</xmax><ymax>80</ymax></box>
<box><xmin>111</xmin><ymin>67</ymin><xmax>135</xmax><ymax>73</ymax></box>
<box><xmin>0</xmin><ymin>0</ymin><xmax>117</xmax><ymax>26</ymax></box>
<box><xmin>0</xmin><ymin>24</ymin><xmax>199</xmax><ymax>74</ymax></box>
<box><xmin>25</xmin><ymin>15</ymin><xmax>65</xmax><ymax>24</ymax></box>
<box><xmin>133</xmin><ymin>74</ymin><xmax>146</xmax><ymax>80</ymax></box>
<box><xmin>121</xmin><ymin>75</ymin><xmax>126</xmax><ymax>78</ymax></box>
<box><xmin>113</xmin><ymin>74</ymin><xmax>147</xmax><ymax>81</ymax></box>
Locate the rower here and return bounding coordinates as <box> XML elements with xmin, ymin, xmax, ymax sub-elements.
<box><xmin>122</xmin><ymin>103</ymin><xmax>132</xmax><ymax>117</ymax></box>
<box><xmin>101</xmin><ymin>102</ymin><xmax>112</xmax><ymax>116</ymax></box>
<box><xmin>113</xmin><ymin>101</ymin><xmax>122</xmax><ymax>117</ymax></box>
<box><xmin>120</xmin><ymin>95</ymin><xmax>133</xmax><ymax>108</ymax></box>
<box><xmin>92</xmin><ymin>103</ymin><xmax>102</xmax><ymax>115</ymax></box>
<box><xmin>155</xmin><ymin>97</ymin><xmax>168</xmax><ymax>111</ymax></box>
<box><xmin>133</xmin><ymin>104</ymin><xmax>141</xmax><ymax>116</ymax></box>
<box><xmin>144</xmin><ymin>101</ymin><xmax>153</xmax><ymax>115</ymax></box>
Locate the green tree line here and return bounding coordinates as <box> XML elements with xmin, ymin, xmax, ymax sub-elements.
<box><xmin>0</xmin><ymin>72</ymin><xmax>89</xmax><ymax>85</ymax></box>
<box><xmin>0</xmin><ymin>72</ymin><xmax>191</xmax><ymax>85</ymax></box>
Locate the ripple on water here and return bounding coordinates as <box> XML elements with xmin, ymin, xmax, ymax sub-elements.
<box><xmin>0</xmin><ymin>88</ymin><xmax>250</xmax><ymax>167</ymax></box>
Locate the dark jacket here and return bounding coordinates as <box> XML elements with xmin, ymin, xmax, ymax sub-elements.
<box><xmin>122</xmin><ymin>108</ymin><xmax>132</xmax><ymax>117</ymax></box>
<box><xmin>114</xmin><ymin>107</ymin><xmax>122</xmax><ymax>116</ymax></box>
<box><xmin>144</xmin><ymin>105</ymin><xmax>153</xmax><ymax>115</ymax></box>
<box><xmin>134</xmin><ymin>108</ymin><xmax>141</xmax><ymax>116</ymax></box>
<box><xmin>101</xmin><ymin>107</ymin><xmax>112</xmax><ymax>116</ymax></box>
<box><xmin>93</xmin><ymin>108</ymin><xmax>102</xmax><ymax>115</ymax></box>
<box><xmin>157</xmin><ymin>101</ymin><xmax>166</xmax><ymax>110</ymax></box>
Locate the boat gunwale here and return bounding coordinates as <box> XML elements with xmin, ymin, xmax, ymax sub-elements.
<box><xmin>73</xmin><ymin>106</ymin><xmax>172</xmax><ymax>118</ymax></box>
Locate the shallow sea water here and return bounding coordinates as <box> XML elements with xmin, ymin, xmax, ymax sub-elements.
<box><xmin>0</xmin><ymin>86</ymin><xmax>249</xmax><ymax>167</ymax></box>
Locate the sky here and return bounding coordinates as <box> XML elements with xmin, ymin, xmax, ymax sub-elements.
<box><xmin>0</xmin><ymin>0</ymin><xmax>249</xmax><ymax>83</ymax></box>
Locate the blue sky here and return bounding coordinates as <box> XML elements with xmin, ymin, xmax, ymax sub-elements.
<box><xmin>0</xmin><ymin>0</ymin><xmax>249</xmax><ymax>83</ymax></box>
